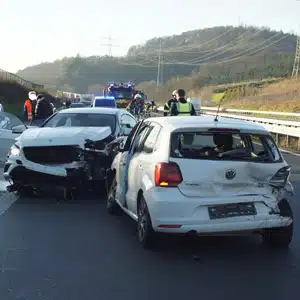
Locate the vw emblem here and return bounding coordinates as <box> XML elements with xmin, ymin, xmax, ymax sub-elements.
<box><xmin>225</xmin><ymin>169</ymin><xmax>236</xmax><ymax>180</ymax></box>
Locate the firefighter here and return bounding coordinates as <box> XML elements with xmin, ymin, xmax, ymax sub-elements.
<box><xmin>170</xmin><ymin>89</ymin><xmax>196</xmax><ymax>116</ymax></box>
<box><xmin>163</xmin><ymin>90</ymin><xmax>178</xmax><ymax>116</ymax></box>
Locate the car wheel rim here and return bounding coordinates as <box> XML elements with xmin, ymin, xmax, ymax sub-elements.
<box><xmin>108</xmin><ymin>180</ymin><xmax>116</xmax><ymax>205</ymax></box>
<box><xmin>138</xmin><ymin>215</ymin><xmax>147</xmax><ymax>241</ymax></box>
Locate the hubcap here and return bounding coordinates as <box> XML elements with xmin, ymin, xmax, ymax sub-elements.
<box><xmin>108</xmin><ymin>181</ymin><xmax>116</xmax><ymax>205</ymax></box>
<box><xmin>138</xmin><ymin>203</ymin><xmax>147</xmax><ymax>241</ymax></box>
<box><xmin>138</xmin><ymin>215</ymin><xmax>147</xmax><ymax>241</ymax></box>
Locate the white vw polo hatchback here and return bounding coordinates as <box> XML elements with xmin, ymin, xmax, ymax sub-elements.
<box><xmin>107</xmin><ymin>116</ymin><xmax>294</xmax><ymax>249</ymax></box>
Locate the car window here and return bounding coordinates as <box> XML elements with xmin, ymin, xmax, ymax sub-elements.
<box><xmin>0</xmin><ymin>113</ymin><xmax>10</xmax><ymax>130</ymax></box>
<box><xmin>170</xmin><ymin>131</ymin><xmax>281</xmax><ymax>162</ymax></box>
<box><xmin>123</xmin><ymin>121</ymin><xmax>143</xmax><ymax>151</ymax></box>
<box><xmin>141</xmin><ymin>123</ymin><xmax>161</xmax><ymax>154</ymax></box>
<box><xmin>132</xmin><ymin>125</ymin><xmax>152</xmax><ymax>153</ymax></box>
<box><xmin>120</xmin><ymin>114</ymin><xmax>136</xmax><ymax>128</ymax></box>
<box><xmin>0</xmin><ymin>112</ymin><xmax>24</xmax><ymax>130</ymax></box>
<box><xmin>42</xmin><ymin>113</ymin><xmax>116</xmax><ymax>133</ymax></box>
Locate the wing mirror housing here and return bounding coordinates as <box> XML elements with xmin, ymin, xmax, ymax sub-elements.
<box><xmin>12</xmin><ymin>124</ymin><xmax>27</xmax><ymax>134</ymax></box>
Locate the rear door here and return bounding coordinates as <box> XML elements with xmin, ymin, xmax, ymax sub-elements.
<box><xmin>168</xmin><ymin>129</ymin><xmax>285</xmax><ymax>198</ymax></box>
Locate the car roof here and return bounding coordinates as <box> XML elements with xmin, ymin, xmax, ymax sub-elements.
<box><xmin>146</xmin><ymin>115</ymin><xmax>268</xmax><ymax>133</ymax></box>
<box><xmin>58</xmin><ymin>107</ymin><xmax>121</xmax><ymax>115</ymax></box>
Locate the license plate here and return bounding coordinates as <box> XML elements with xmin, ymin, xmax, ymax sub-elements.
<box><xmin>208</xmin><ymin>202</ymin><xmax>256</xmax><ymax>219</ymax></box>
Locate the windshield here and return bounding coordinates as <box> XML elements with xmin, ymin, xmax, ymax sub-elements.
<box><xmin>94</xmin><ymin>99</ymin><xmax>115</xmax><ymax>107</ymax></box>
<box><xmin>170</xmin><ymin>131</ymin><xmax>282</xmax><ymax>163</ymax></box>
<box><xmin>0</xmin><ymin>112</ymin><xmax>24</xmax><ymax>130</ymax></box>
<box><xmin>109</xmin><ymin>87</ymin><xmax>132</xmax><ymax>99</ymax></box>
<box><xmin>42</xmin><ymin>113</ymin><xmax>116</xmax><ymax>133</ymax></box>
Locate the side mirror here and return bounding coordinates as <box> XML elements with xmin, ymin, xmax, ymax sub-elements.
<box><xmin>12</xmin><ymin>124</ymin><xmax>27</xmax><ymax>134</ymax></box>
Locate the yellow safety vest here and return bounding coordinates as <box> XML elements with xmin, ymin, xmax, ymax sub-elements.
<box><xmin>176</xmin><ymin>102</ymin><xmax>192</xmax><ymax>116</ymax></box>
<box><xmin>163</xmin><ymin>102</ymin><xmax>170</xmax><ymax>114</ymax></box>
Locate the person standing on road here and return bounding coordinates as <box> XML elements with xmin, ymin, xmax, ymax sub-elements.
<box><xmin>35</xmin><ymin>94</ymin><xmax>53</xmax><ymax>121</ymax></box>
<box><xmin>0</xmin><ymin>103</ymin><xmax>4</xmax><ymax>112</ymax></box>
<box><xmin>170</xmin><ymin>89</ymin><xmax>196</xmax><ymax>116</ymax></box>
<box><xmin>24</xmin><ymin>91</ymin><xmax>37</xmax><ymax>122</ymax></box>
<box><xmin>163</xmin><ymin>90</ymin><xmax>178</xmax><ymax>116</ymax></box>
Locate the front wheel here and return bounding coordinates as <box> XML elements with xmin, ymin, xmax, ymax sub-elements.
<box><xmin>137</xmin><ymin>196</ymin><xmax>156</xmax><ymax>249</ymax></box>
<box><xmin>261</xmin><ymin>199</ymin><xmax>293</xmax><ymax>248</ymax></box>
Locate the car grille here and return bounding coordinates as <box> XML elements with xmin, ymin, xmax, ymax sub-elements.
<box><xmin>22</xmin><ymin>146</ymin><xmax>80</xmax><ymax>164</ymax></box>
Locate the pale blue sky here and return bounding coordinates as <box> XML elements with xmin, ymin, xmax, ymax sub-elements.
<box><xmin>0</xmin><ymin>0</ymin><xmax>299</xmax><ymax>72</ymax></box>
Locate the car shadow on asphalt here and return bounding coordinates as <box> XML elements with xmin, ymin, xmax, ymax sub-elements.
<box><xmin>16</xmin><ymin>189</ymin><xmax>298</xmax><ymax>266</ymax></box>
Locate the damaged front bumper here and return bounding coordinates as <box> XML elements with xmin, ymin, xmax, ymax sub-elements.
<box><xmin>4</xmin><ymin>161</ymin><xmax>93</xmax><ymax>188</ymax></box>
<box><xmin>4</xmin><ymin>148</ymin><xmax>113</xmax><ymax>190</ymax></box>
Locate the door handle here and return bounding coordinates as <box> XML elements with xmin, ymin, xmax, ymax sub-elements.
<box><xmin>139</xmin><ymin>164</ymin><xmax>143</xmax><ymax>169</ymax></box>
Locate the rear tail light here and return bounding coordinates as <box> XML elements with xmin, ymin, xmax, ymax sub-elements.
<box><xmin>155</xmin><ymin>162</ymin><xmax>182</xmax><ymax>187</ymax></box>
<box><xmin>269</xmin><ymin>166</ymin><xmax>291</xmax><ymax>187</ymax></box>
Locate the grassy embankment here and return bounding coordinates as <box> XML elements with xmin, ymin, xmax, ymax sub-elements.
<box><xmin>0</xmin><ymin>79</ymin><xmax>60</xmax><ymax>119</ymax></box>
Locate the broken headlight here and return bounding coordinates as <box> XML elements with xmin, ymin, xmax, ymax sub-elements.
<box><xmin>75</xmin><ymin>148</ymin><xmax>85</xmax><ymax>161</ymax></box>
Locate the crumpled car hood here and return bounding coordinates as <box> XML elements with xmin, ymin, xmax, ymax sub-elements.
<box><xmin>17</xmin><ymin>126</ymin><xmax>112</xmax><ymax>147</ymax></box>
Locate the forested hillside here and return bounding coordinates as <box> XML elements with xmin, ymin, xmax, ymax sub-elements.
<box><xmin>16</xmin><ymin>26</ymin><xmax>296</xmax><ymax>93</ymax></box>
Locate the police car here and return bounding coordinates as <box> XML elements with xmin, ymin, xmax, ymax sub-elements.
<box><xmin>92</xmin><ymin>96</ymin><xmax>116</xmax><ymax>108</ymax></box>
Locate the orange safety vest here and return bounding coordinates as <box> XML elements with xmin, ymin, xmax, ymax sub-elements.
<box><xmin>25</xmin><ymin>99</ymin><xmax>33</xmax><ymax>120</ymax></box>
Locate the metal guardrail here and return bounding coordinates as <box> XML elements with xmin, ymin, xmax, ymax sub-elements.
<box><xmin>200</xmin><ymin>106</ymin><xmax>300</xmax><ymax>121</ymax></box>
<box><xmin>0</xmin><ymin>69</ymin><xmax>44</xmax><ymax>90</ymax></box>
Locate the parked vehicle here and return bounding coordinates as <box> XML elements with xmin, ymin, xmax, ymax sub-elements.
<box><xmin>106</xmin><ymin>115</ymin><xmax>294</xmax><ymax>249</ymax></box>
<box><xmin>0</xmin><ymin>112</ymin><xmax>27</xmax><ymax>161</ymax></box>
<box><xmin>4</xmin><ymin>107</ymin><xmax>136</xmax><ymax>198</ymax></box>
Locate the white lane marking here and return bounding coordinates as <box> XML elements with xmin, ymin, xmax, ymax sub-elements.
<box><xmin>0</xmin><ymin>167</ymin><xmax>19</xmax><ymax>216</ymax></box>
<box><xmin>0</xmin><ymin>167</ymin><xmax>7</xmax><ymax>191</ymax></box>
<box><xmin>0</xmin><ymin>192</ymin><xmax>19</xmax><ymax>216</ymax></box>
<box><xmin>0</xmin><ymin>180</ymin><xmax>8</xmax><ymax>191</ymax></box>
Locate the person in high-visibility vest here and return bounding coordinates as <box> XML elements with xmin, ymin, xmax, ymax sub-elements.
<box><xmin>24</xmin><ymin>91</ymin><xmax>36</xmax><ymax>121</ymax></box>
<box><xmin>170</xmin><ymin>89</ymin><xmax>196</xmax><ymax>116</ymax></box>
<box><xmin>163</xmin><ymin>90</ymin><xmax>177</xmax><ymax>116</ymax></box>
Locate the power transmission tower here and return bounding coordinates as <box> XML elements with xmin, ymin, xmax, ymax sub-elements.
<box><xmin>100</xmin><ymin>36</ymin><xmax>119</xmax><ymax>56</ymax></box>
<box><xmin>292</xmin><ymin>36</ymin><xmax>300</xmax><ymax>77</ymax></box>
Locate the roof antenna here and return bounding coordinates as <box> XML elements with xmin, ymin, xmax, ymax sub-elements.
<box><xmin>214</xmin><ymin>98</ymin><xmax>223</xmax><ymax>122</ymax></box>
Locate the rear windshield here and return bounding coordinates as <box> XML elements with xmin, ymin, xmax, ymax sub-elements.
<box><xmin>94</xmin><ymin>99</ymin><xmax>115</xmax><ymax>107</ymax></box>
<box><xmin>170</xmin><ymin>131</ymin><xmax>282</xmax><ymax>162</ymax></box>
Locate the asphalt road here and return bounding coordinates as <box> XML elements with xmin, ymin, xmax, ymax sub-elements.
<box><xmin>0</xmin><ymin>153</ymin><xmax>299</xmax><ymax>300</ymax></box>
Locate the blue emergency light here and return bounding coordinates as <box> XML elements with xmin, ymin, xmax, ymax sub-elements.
<box><xmin>93</xmin><ymin>96</ymin><xmax>116</xmax><ymax>108</ymax></box>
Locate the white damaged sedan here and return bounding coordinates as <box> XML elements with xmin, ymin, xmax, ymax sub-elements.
<box><xmin>4</xmin><ymin>107</ymin><xmax>136</xmax><ymax>197</ymax></box>
<box><xmin>107</xmin><ymin>116</ymin><xmax>294</xmax><ymax>249</ymax></box>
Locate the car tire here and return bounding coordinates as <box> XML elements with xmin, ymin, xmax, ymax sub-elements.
<box><xmin>18</xmin><ymin>186</ymin><xmax>34</xmax><ymax>197</ymax></box>
<box><xmin>106</xmin><ymin>176</ymin><xmax>119</xmax><ymax>214</ymax></box>
<box><xmin>137</xmin><ymin>196</ymin><xmax>156</xmax><ymax>249</ymax></box>
<box><xmin>262</xmin><ymin>199</ymin><xmax>293</xmax><ymax>248</ymax></box>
